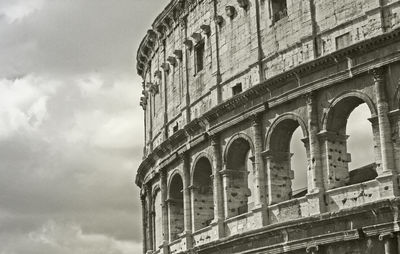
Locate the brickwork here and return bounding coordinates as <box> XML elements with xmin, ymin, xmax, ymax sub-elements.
<box><xmin>136</xmin><ymin>0</ymin><xmax>400</xmax><ymax>253</ymax></box>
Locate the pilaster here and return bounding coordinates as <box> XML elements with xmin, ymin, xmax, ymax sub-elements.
<box><xmin>180</xmin><ymin>153</ymin><xmax>193</xmax><ymax>249</ymax></box>
<box><xmin>210</xmin><ymin>134</ymin><xmax>225</xmax><ymax>238</ymax></box>
<box><xmin>305</xmin><ymin>93</ymin><xmax>325</xmax><ymax>213</ymax></box>
<box><xmin>160</xmin><ymin>170</ymin><xmax>170</xmax><ymax>254</ymax></box>
<box><xmin>141</xmin><ymin>192</ymin><xmax>148</xmax><ymax>254</ymax></box>
<box><xmin>249</xmin><ymin>113</ymin><xmax>268</xmax><ymax>224</ymax></box>
<box><xmin>372</xmin><ymin>67</ymin><xmax>396</xmax><ymax>175</ymax></box>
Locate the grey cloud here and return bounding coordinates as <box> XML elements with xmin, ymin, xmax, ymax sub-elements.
<box><xmin>0</xmin><ymin>0</ymin><xmax>163</xmax><ymax>252</ymax></box>
<box><xmin>0</xmin><ymin>0</ymin><xmax>164</xmax><ymax>78</ymax></box>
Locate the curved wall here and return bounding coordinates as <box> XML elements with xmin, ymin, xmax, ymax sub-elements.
<box><xmin>136</xmin><ymin>0</ymin><xmax>400</xmax><ymax>254</ymax></box>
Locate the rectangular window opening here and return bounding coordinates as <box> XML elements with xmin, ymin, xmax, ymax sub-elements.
<box><xmin>195</xmin><ymin>41</ymin><xmax>205</xmax><ymax>74</ymax></box>
<box><xmin>232</xmin><ymin>83</ymin><xmax>243</xmax><ymax>96</ymax></box>
<box><xmin>173</xmin><ymin>123</ymin><xmax>179</xmax><ymax>133</ymax></box>
<box><xmin>271</xmin><ymin>0</ymin><xmax>288</xmax><ymax>23</ymax></box>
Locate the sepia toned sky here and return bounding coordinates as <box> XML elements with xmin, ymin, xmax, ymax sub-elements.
<box><xmin>0</xmin><ymin>1</ymin><xmax>165</xmax><ymax>253</ymax></box>
<box><xmin>0</xmin><ymin>1</ymin><xmax>374</xmax><ymax>253</ymax></box>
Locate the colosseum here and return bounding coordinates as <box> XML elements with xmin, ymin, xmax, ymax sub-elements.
<box><xmin>136</xmin><ymin>0</ymin><xmax>400</xmax><ymax>253</ymax></box>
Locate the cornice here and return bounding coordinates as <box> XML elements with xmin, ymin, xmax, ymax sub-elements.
<box><xmin>194</xmin><ymin>198</ymin><xmax>400</xmax><ymax>254</ymax></box>
<box><xmin>136</xmin><ymin>0</ymin><xmax>202</xmax><ymax>78</ymax></box>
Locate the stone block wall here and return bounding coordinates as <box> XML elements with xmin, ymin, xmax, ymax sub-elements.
<box><xmin>136</xmin><ymin>1</ymin><xmax>400</xmax><ymax>254</ymax></box>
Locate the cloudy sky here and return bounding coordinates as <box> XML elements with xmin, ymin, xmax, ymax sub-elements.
<box><xmin>0</xmin><ymin>1</ymin><xmax>165</xmax><ymax>253</ymax></box>
<box><xmin>0</xmin><ymin>1</ymin><xmax>374</xmax><ymax>253</ymax></box>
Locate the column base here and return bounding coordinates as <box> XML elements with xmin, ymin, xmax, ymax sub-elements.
<box><xmin>306</xmin><ymin>188</ymin><xmax>326</xmax><ymax>214</ymax></box>
<box><xmin>210</xmin><ymin>218</ymin><xmax>225</xmax><ymax>239</ymax></box>
<box><xmin>161</xmin><ymin>242</ymin><xmax>169</xmax><ymax>254</ymax></box>
<box><xmin>251</xmin><ymin>203</ymin><xmax>269</xmax><ymax>226</ymax></box>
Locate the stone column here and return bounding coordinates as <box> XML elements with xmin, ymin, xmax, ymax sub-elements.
<box><xmin>372</xmin><ymin>67</ymin><xmax>395</xmax><ymax>174</ymax></box>
<box><xmin>379</xmin><ymin>232</ymin><xmax>397</xmax><ymax>254</ymax></box>
<box><xmin>250</xmin><ymin>113</ymin><xmax>266</xmax><ymax>208</ymax></box>
<box><xmin>145</xmin><ymin>185</ymin><xmax>153</xmax><ymax>252</ymax></box>
<box><xmin>181</xmin><ymin>15</ymin><xmax>191</xmax><ymax>124</ymax></box>
<box><xmin>306</xmin><ymin>245</ymin><xmax>319</xmax><ymax>254</ymax></box>
<box><xmin>305</xmin><ymin>93</ymin><xmax>323</xmax><ymax>192</ymax></box>
<box><xmin>160</xmin><ymin>170</ymin><xmax>170</xmax><ymax>254</ymax></box>
<box><xmin>181</xmin><ymin>153</ymin><xmax>193</xmax><ymax>249</ymax></box>
<box><xmin>210</xmin><ymin>135</ymin><xmax>225</xmax><ymax>238</ymax></box>
<box><xmin>221</xmin><ymin>170</ymin><xmax>231</xmax><ymax>218</ymax></box>
<box><xmin>211</xmin><ymin>0</ymin><xmax>222</xmax><ymax>103</ymax></box>
<box><xmin>305</xmin><ymin>93</ymin><xmax>326</xmax><ymax>213</ymax></box>
<box><xmin>141</xmin><ymin>193</ymin><xmax>147</xmax><ymax>254</ymax></box>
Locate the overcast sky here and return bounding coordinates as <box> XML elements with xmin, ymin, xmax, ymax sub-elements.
<box><xmin>0</xmin><ymin>1</ymin><xmax>165</xmax><ymax>253</ymax></box>
<box><xmin>0</xmin><ymin>1</ymin><xmax>374</xmax><ymax>253</ymax></box>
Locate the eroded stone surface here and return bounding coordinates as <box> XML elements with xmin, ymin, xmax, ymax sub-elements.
<box><xmin>136</xmin><ymin>0</ymin><xmax>400</xmax><ymax>253</ymax></box>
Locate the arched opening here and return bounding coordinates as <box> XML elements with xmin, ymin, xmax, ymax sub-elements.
<box><xmin>325</xmin><ymin>97</ymin><xmax>378</xmax><ymax>188</ymax></box>
<box><xmin>290</xmin><ymin>127</ymin><xmax>308</xmax><ymax>198</ymax></box>
<box><xmin>267</xmin><ymin>117</ymin><xmax>308</xmax><ymax>204</ymax></box>
<box><xmin>192</xmin><ymin>157</ymin><xmax>214</xmax><ymax>231</ymax></box>
<box><xmin>168</xmin><ymin>174</ymin><xmax>184</xmax><ymax>241</ymax></box>
<box><xmin>153</xmin><ymin>190</ymin><xmax>163</xmax><ymax>249</ymax></box>
<box><xmin>225</xmin><ymin>137</ymin><xmax>254</xmax><ymax>217</ymax></box>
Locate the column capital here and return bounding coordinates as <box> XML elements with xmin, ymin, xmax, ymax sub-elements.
<box><xmin>160</xmin><ymin>168</ymin><xmax>168</xmax><ymax>179</ymax></box>
<box><xmin>262</xmin><ymin>150</ymin><xmax>293</xmax><ymax>161</ymax></box>
<box><xmin>177</xmin><ymin>151</ymin><xmax>189</xmax><ymax>163</ymax></box>
<box><xmin>370</xmin><ymin>67</ymin><xmax>385</xmax><ymax>82</ymax></box>
<box><xmin>303</xmin><ymin>92</ymin><xmax>315</xmax><ymax>105</ymax></box>
<box><xmin>141</xmin><ymin>194</ymin><xmax>147</xmax><ymax>203</ymax></box>
<box><xmin>306</xmin><ymin>245</ymin><xmax>319</xmax><ymax>253</ymax></box>
<box><xmin>379</xmin><ymin>232</ymin><xmax>395</xmax><ymax>241</ymax></box>
<box><xmin>209</xmin><ymin>134</ymin><xmax>220</xmax><ymax>146</ymax></box>
<box><xmin>179</xmin><ymin>15</ymin><xmax>188</xmax><ymax>29</ymax></box>
<box><xmin>249</xmin><ymin>113</ymin><xmax>262</xmax><ymax>126</ymax></box>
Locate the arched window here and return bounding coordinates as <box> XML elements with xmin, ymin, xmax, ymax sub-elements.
<box><xmin>192</xmin><ymin>157</ymin><xmax>214</xmax><ymax>231</ymax></box>
<box><xmin>324</xmin><ymin>95</ymin><xmax>378</xmax><ymax>188</ymax></box>
<box><xmin>168</xmin><ymin>174</ymin><xmax>184</xmax><ymax>241</ymax></box>
<box><xmin>153</xmin><ymin>189</ymin><xmax>163</xmax><ymax>249</ymax></box>
<box><xmin>225</xmin><ymin>136</ymin><xmax>254</xmax><ymax>217</ymax></box>
<box><xmin>266</xmin><ymin>115</ymin><xmax>309</xmax><ymax>204</ymax></box>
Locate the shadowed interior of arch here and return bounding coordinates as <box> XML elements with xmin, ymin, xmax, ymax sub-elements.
<box><xmin>168</xmin><ymin>174</ymin><xmax>184</xmax><ymax>241</ymax></box>
<box><xmin>225</xmin><ymin>137</ymin><xmax>254</xmax><ymax>217</ymax></box>
<box><xmin>268</xmin><ymin>118</ymin><xmax>308</xmax><ymax>203</ymax></box>
<box><xmin>192</xmin><ymin>157</ymin><xmax>214</xmax><ymax>231</ymax></box>
<box><xmin>326</xmin><ymin>98</ymin><xmax>377</xmax><ymax>186</ymax></box>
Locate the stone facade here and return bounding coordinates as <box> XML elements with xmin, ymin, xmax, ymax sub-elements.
<box><xmin>136</xmin><ymin>0</ymin><xmax>400</xmax><ymax>253</ymax></box>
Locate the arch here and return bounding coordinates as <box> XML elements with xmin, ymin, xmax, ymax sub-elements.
<box><xmin>264</xmin><ymin>113</ymin><xmax>309</xmax><ymax>204</ymax></box>
<box><xmin>322</xmin><ymin>90</ymin><xmax>377</xmax><ymax>133</ymax></box>
<box><xmin>190</xmin><ymin>152</ymin><xmax>213</xmax><ymax>185</ymax></box>
<box><xmin>321</xmin><ymin>91</ymin><xmax>378</xmax><ymax>189</ymax></box>
<box><xmin>265</xmin><ymin>112</ymin><xmax>309</xmax><ymax>152</ymax></box>
<box><xmin>191</xmin><ymin>155</ymin><xmax>214</xmax><ymax>231</ymax></box>
<box><xmin>223</xmin><ymin>133</ymin><xmax>255</xmax><ymax>217</ymax></box>
<box><xmin>167</xmin><ymin>172</ymin><xmax>184</xmax><ymax>241</ymax></box>
<box><xmin>167</xmin><ymin>169</ymin><xmax>184</xmax><ymax>199</ymax></box>
<box><xmin>223</xmin><ymin>133</ymin><xmax>255</xmax><ymax>165</ymax></box>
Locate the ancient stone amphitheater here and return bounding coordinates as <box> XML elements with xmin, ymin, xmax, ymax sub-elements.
<box><xmin>136</xmin><ymin>0</ymin><xmax>400</xmax><ymax>253</ymax></box>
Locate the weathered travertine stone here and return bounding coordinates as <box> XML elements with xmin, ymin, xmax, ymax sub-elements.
<box><xmin>136</xmin><ymin>0</ymin><xmax>400</xmax><ymax>253</ymax></box>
